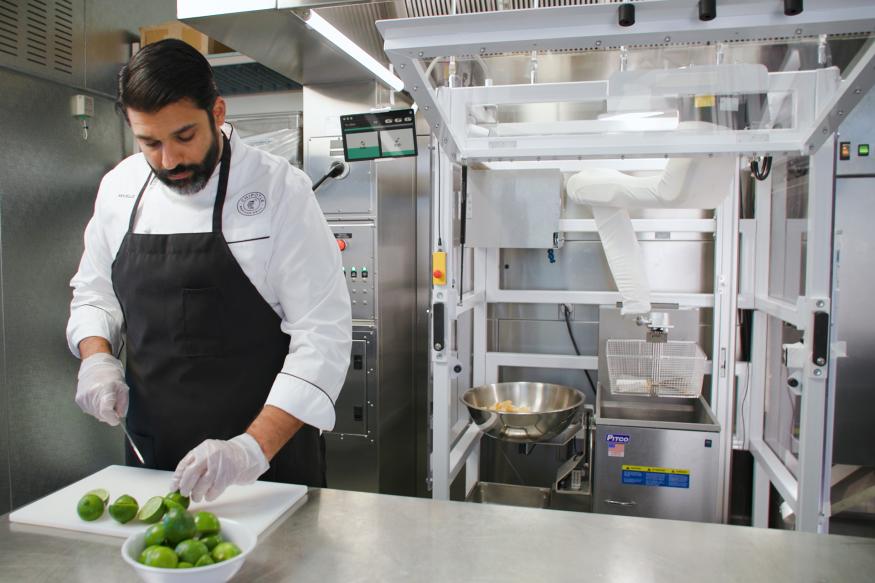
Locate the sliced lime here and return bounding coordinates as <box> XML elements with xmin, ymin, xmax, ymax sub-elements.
<box><xmin>165</xmin><ymin>491</ymin><xmax>190</xmax><ymax>510</ymax></box>
<box><xmin>108</xmin><ymin>494</ymin><xmax>139</xmax><ymax>524</ymax></box>
<box><xmin>85</xmin><ymin>488</ymin><xmax>110</xmax><ymax>505</ymax></box>
<box><xmin>138</xmin><ymin>496</ymin><xmax>166</xmax><ymax>524</ymax></box>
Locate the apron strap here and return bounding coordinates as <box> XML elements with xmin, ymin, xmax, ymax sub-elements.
<box><xmin>126</xmin><ymin>132</ymin><xmax>232</xmax><ymax>234</ymax></box>
<box><xmin>128</xmin><ymin>173</ymin><xmax>154</xmax><ymax>233</ymax></box>
<box><xmin>212</xmin><ymin>133</ymin><xmax>232</xmax><ymax>233</ymax></box>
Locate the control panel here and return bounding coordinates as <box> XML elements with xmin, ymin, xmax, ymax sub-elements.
<box><xmin>836</xmin><ymin>88</ymin><xmax>875</xmax><ymax>176</ymax></box>
<box><xmin>331</xmin><ymin>222</ymin><xmax>376</xmax><ymax>320</ymax></box>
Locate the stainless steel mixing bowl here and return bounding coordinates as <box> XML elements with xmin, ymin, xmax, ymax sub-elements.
<box><xmin>461</xmin><ymin>382</ymin><xmax>585</xmax><ymax>443</ymax></box>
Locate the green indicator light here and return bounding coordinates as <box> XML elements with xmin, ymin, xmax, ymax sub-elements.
<box><xmin>859</xmin><ymin>144</ymin><xmax>870</xmax><ymax>157</ymax></box>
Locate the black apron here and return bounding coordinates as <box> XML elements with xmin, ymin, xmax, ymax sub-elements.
<box><xmin>111</xmin><ymin>134</ymin><xmax>325</xmax><ymax>487</ymax></box>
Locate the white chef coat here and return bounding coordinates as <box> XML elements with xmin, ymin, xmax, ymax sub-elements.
<box><xmin>67</xmin><ymin>125</ymin><xmax>352</xmax><ymax>431</ymax></box>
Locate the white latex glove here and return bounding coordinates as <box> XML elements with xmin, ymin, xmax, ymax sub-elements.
<box><xmin>75</xmin><ymin>352</ymin><xmax>129</xmax><ymax>426</ymax></box>
<box><xmin>170</xmin><ymin>433</ymin><xmax>270</xmax><ymax>502</ymax></box>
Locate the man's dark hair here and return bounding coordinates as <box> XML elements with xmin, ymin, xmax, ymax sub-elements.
<box><xmin>116</xmin><ymin>38</ymin><xmax>219</xmax><ymax>119</ymax></box>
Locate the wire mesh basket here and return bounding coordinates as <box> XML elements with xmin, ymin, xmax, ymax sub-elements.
<box><xmin>606</xmin><ymin>339</ymin><xmax>706</xmax><ymax>398</ymax></box>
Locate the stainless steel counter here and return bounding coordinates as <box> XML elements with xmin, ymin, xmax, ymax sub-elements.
<box><xmin>3</xmin><ymin>488</ymin><xmax>874</xmax><ymax>582</ymax></box>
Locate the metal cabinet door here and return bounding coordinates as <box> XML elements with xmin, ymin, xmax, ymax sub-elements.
<box><xmin>331</xmin><ymin>329</ymin><xmax>374</xmax><ymax>436</ymax></box>
<box><xmin>306</xmin><ymin>136</ymin><xmax>374</xmax><ymax>216</ymax></box>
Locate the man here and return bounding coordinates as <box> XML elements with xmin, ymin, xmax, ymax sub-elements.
<box><xmin>67</xmin><ymin>39</ymin><xmax>351</xmax><ymax>501</ymax></box>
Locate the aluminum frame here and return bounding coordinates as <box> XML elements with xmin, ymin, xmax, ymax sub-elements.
<box><xmin>377</xmin><ymin>1</ymin><xmax>875</xmax><ymax>162</ymax></box>
<box><xmin>748</xmin><ymin>140</ymin><xmax>837</xmax><ymax>533</ymax></box>
<box><xmin>408</xmin><ymin>0</ymin><xmax>856</xmax><ymax>531</ymax></box>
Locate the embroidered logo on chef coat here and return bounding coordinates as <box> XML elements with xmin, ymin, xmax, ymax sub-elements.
<box><xmin>237</xmin><ymin>192</ymin><xmax>267</xmax><ymax>216</ymax></box>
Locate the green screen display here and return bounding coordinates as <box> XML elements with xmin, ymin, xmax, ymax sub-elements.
<box><xmin>341</xmin><ymin>109</ymin><xmax>417</xmax><ymax>162</ymax></box>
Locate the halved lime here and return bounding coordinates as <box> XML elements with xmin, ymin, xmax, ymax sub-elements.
<box><xmin>138</xmin><ymin>496</ymin><xmax>166</xmax><ymax>524</ymax></box>
<box><xmin>108</xmin><ymin>494</ymin><xmax>139</xmax><ymax>524</ymax></box>
<box><xmin>163</xmin><ymin>498</ymin><xmax>185</xmax><ymax>513</ymax></box>
<box><xmin>85</xmin><ymin>488</ymin><xmax>110</xmax><ymax>505</ymax></box>
<box><xmin>165</xmin><ymin>491</ymin><xmax>190</xmax><ymax>510</ymax></box>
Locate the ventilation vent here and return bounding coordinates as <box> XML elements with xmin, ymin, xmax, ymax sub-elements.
<box><xmin>0</xmin><ymin>0</ymin><xmax>77</xmax><ymax>77</ymax></box>
<box><xmin>212</xmin><ymin>62</ymin><xmax>301</xmax><ymax>96</ymax></box>
<box><xmin>53</xmin><ymin>0</ymin><xmax>72</xmax><ymax>74</ymax></box>
<box><xmin>0</xmin><ymin>0</ymin><xmax>18</xmax><ymax>58</ymax></box>
<box><xmin>25</xmin><ymin>0</ymin><xmax>48</xmax><ymax>67</ymax></box>
<box><xmin>404</xmin><ymin>0</ymin><xmax>620</xmax><ymax>18</ymax></box>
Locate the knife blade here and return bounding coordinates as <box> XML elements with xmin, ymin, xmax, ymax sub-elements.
<box><xmin>120</xmin><ymin>418</ymin><xmax>145</xmax><ymax>465</ymax></box>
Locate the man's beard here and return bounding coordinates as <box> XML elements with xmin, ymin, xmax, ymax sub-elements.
<box><xmin>152</xmin><ymin>129</ymin><xmax>221</xmax><ymax>195</ymax></box>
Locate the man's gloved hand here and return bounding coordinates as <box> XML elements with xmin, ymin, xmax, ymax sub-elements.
<box><xmin>170</xmin><ymin>434</ymin><xmax>270</xmax><ymax>502</ymax></box>
<box><xmin>75</xmin><ymin>353</ymin><xmax>129</xmax><ymax>426</ymax></box>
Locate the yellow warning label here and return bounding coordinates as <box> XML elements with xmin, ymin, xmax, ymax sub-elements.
<box><xmin>622</xmin><ymin>465</ymin><xmax>690</xmax><ymax>475</ymax></box>
<box><xmin>694</xmin><ymin>95</ymin><xmax>716</xmax><ymax>108</ymax></box>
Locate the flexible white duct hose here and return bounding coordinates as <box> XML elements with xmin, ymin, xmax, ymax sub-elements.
<box><xmin>592</xmin><ymin>206</ymin><xmax>652</xmax><ymax>315</ymax></box>
<box><xmin>566</xmin><ymin>125</ymin><xmax>736</xmax><ymax>315</ymax></box>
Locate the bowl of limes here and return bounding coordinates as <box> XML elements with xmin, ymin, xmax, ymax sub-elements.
<box><xmin>121</xmin><ymin>507</ymin><xmax>256</xmax><ymax>583</ymax></box>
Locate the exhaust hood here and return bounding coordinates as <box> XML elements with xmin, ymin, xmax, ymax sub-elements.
<box><xmin>178</xmin><ymin>1</ymin><xmax>403</xmax><ymax>88</ymax></box>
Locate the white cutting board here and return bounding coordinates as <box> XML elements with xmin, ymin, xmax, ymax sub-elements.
<box><xmin>9</xmin><ymin>465</ymin><xmax>307</xmax><ymax>538</ymax></box>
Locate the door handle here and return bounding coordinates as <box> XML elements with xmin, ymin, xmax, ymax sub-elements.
<box><xmin>604</xmin><ymin>499</ymin><xmax>637</xmax><ymax>507</ymax></box>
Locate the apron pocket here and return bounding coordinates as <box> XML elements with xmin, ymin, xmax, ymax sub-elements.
<box><xmin>182</xmin><ymin>287</ymin><xmax>226</xmax><ymax>357</ymax></box>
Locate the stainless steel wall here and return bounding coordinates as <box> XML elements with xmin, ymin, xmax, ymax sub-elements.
<box><xmin>0</xmin><ymin>0</ymin><xmax>175</xmax><ymax>515</ymax></box>
<box><xmin>302</xmin><ymin>83</ymin><xmax>426</xmax><ymax>496</ymax></box>
<box><xmin>833</xmin><ymin>88</ymin><xmax>875</xmax><ymax>467</ymax></box>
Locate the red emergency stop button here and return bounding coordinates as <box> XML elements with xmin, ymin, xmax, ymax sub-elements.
<box><xmin>337</xmin><ymin>239</ymin><xmax>347</xmax><ymax>251</ymax></box>
<box><xmin>433</xmin><ymin>270</ymin><xmax>444</xmax><ymax>279</ymax></box>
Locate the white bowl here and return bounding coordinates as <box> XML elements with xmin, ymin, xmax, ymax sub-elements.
<box><xmin>121</xmin><ymin>518</ymin><xmax>257</xmax><ymax>583</ymax></box>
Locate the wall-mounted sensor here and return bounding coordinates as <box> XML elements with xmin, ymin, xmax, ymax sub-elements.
<box><xmin>71</xmin><ymin>95</ymin><xmax>94</xmax><ymax>141</ymax></box>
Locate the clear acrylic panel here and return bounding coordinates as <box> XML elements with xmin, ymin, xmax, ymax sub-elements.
<box><xmin>763</xmin><ymin>316</ymin><xmax>805</xmax><ymax>478</ymax></box>
<box><xmin>768</xmin><ymin>157</ymin><xmax>808</xmax><ymax>302</ymax></box>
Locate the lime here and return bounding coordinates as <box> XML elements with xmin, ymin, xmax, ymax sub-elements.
<box><xmin>163</xmin><ymin>507</ymin><xmax>196</xmax><ymax>545</ymax></box>
<box><xmin>138</xmin><ymin>496</ymin><xmax>165</xmax><ymax>524</ymax></box>
<box><xmin>163</xmin><ymin>498</ymin><xmax>185</xmax><ymax>513</ymax></box>
<box><xmin>211</xmin><ymin>541</ymin><xmax>242</xmax><ymax>563</ymax></box>
<box><xmin>175</xmin><ymin>538</ymin><xmax>208</xmax><ymax>564</ymax></box>
<box><xmin>194</xmin><ymin>511</ymin><xmax>220</xmax><ymax>536</ymax></box>
<box><xmin>165</xmin><ymin>491</ymin><xmax>190</xmax><ymax>510</ymax></box>
<box><xmin>108</xmin><ymin>494</ymin><xmax>139</xmax><ymax>524</ymax></box>
<box><xmin>86</xmin><ymin>488</ymin><xmax>110</xmax><ymax>505</ymax></box>
<box><xmin>76</xmin><ymin>493</ymin><xmax>104</xmax><ymax>521</ymax></box>
<box><xmin>177</xmin><ymin>562</ymin><xmax>193</xmax><ymax>569</ymax></box>
<box><xmin>142</xmin><ymin>545</ymin><xmax>178</xmax><ymax>569</ymax></box>
<box><xmin>144</xmin><ymin>523</ymin><xmax>166</xmax><ymax>547</ymax></box>
<box><xmin>194</xmin><ymin>554</ymin><xmax>215</xmax><ymax>567</ymax></box>
<box><xmin>199</xmin><ymin>533</ymin><xmax>223</xmax><ymax>551</ymax></box>
<box><xmin>138</xmin><ymin>545</ymin><xmax>160</xmax><ymax>564</ymax></box>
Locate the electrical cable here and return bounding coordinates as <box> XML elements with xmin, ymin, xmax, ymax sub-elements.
<box><xmin>563</xmin><ymin>304</ymin><xmax>597</xmax><ymax>394</ymax></box>
<box><xmin>312</xmin><ymin>161</ymin><xmax>347</xmax><ymax>192</ymax></box>
<box><xmin>751</xmin><ymin>156</ymin><xmax>772</xmax><ymax>181</ymax></box>
<box><xmin>436</xmin><ymin>142</ymin><xmax>442</xmax><ymax>247</ymax></box>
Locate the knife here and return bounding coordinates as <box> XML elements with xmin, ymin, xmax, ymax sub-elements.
<box><xmin>120</xmin><ymin>418</ymin><xmax>145</xmax><ymax>465</ymax></box>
